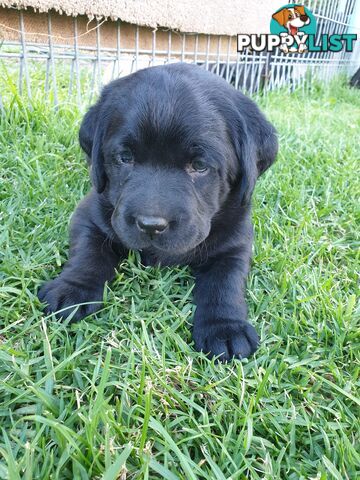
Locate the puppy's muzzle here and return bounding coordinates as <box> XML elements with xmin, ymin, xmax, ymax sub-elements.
<box><xmin>136</xmin><ymin>215</ymin><xmax>169</xmax><ymax>237</ymax></box>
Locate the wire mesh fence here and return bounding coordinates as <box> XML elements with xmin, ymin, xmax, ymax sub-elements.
<box><xmin>0</xmin><ymin>0</ymin><xmax>359</xmax><ymax>109</ymax></box>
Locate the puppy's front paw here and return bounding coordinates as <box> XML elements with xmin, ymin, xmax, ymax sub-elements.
<box><xmin>298</xmin><ymin>44</ymin><xmax>308</xmax><ymax>53</ymax></box>
<box><xmin>38</xmin><ymin>277</ymin><xmax>104</xmax><ymax>322</ymax></box>
<box><xmin>193</xmin><ymin>320</ymin><xmax>259</xmax><ymax>361</ymax></box>
<box><xmin>279</xmin><ymin>43</ymin><xmax>289</xmax><ymax>54</ymax></box>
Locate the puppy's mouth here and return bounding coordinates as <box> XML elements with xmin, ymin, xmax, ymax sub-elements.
<box><xmin>117</xmin><ymin>231</ymin><xmax>207</xmax><ymax>255</ymax></box>
<box><xmin>147</xmin><ymin>231</ymin><xmax>208</xmax><ymax>255</ymax></box>
<box><xmin>111</xmin><ymin>215</ymin><xmax>210</xmax><ymax>256</ymax></box>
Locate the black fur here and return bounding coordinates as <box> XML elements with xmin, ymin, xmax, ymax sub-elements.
<box><xmin>38</xmin><ymin>63</ymin><xmax>278</xmax><ymax>361</ymax></box>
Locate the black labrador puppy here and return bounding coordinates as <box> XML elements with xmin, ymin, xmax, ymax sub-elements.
<box><xmin>38</xmin><ymin>63</ymin><xmax>278</xmax><ymax>361</ymax></box>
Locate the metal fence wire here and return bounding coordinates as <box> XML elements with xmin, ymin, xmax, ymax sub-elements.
<box><xmin>0</xmin><ymin>0</ymin><xmax>359</xmax><ymax>108</ymax></box>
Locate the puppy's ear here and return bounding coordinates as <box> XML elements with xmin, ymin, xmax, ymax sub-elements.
<box><xmin>229</xmin><ymin>94</ymin><xmax>278</xmax><ymax>205</ymax></box>
<box><xmin>272</xmin><ymin>8</ymin><xmax>287</xmax><ymax>26</ymax></box>
<box><xmin>79</xmin><ymin>104</ymin><xmax>107</xmax><ymax>193</ymax></box>
<box><xmin>295</xmin><ymin>5</ymin><xmax>306</xmax><ymax>16</ymax></box>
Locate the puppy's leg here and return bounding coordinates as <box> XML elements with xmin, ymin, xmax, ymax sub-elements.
<box><xmin>38</xmin><ymin>192</ymin><xmax>125</xmax><ymax>321</ymax></box>
<box><xmin>192</xmin><ymin>254</ymin><xmax>259</xmax><ymax>361</ymax></box>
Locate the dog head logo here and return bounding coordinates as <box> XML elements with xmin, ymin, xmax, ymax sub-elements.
<box><xmin>272</xmin><ymin>5</ymin><xmax>310</xmax><ymax>35</ymax></box>
<box><xmin>270</xmin><ymin>4</ymin><xmax>316</xmax><ymax>54</ymax></box>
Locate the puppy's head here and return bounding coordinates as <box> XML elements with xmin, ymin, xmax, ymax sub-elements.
<box><xmin>79</xmin><ymin>64</ymin><xmax>277</xmax><ymax>255</ymax></box>
<box><xmin>272</xmin><ymin>6</ymin><xmax>310</xmax><ymax>30</ymax></box>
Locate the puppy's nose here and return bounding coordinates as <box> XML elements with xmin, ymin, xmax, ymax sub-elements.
<box><xmin>136</xmin><ymin>215</ymin><xmax>168</xmax><ymax>235</ymax></box>
<box><xmin>300</xmin><ymin>14</ymin><xmax>308</xmax><ymax>21</ymax></box>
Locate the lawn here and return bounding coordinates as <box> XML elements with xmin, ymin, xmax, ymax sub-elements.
<box><xmin>0</xmin><ymin>75</ymin><xmax>359</xmax><ymax>479</ymax></box>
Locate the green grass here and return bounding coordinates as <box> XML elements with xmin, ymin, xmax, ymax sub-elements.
<box><xmin>0</xmin><ymin>75</ymin><xmax>359</xmax><ymax>479</ymax></box>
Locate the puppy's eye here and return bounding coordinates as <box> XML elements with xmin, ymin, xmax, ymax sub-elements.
<box><xmin>191</xmin><ymin>158</ymin><xmax>208</xmax><ymax>173</ymax></box>
<box><xmin>115</xmin><ymin>149</ymin><xmax>134</xmax><ymax>165</ymax></box>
